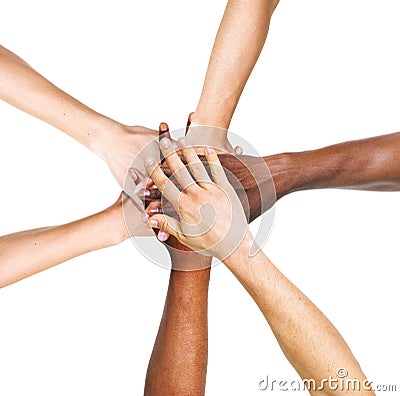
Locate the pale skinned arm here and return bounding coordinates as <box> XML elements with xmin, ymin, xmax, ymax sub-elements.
<box><xmin>190</xmin><ymin>0</ymin><xmax>280</xmax><ymax>133</ymax></box>
<box><xmin>146</xmin><ymin>143</ymin><xmax>374</xmax><ymax>396</ymax></box>
<box><xmin>0</xmin><ymin>195</ymin><xmax>129</xmax><ymax>288</ymax></box>
<box><xmin>0</xmin><ymin>45</ymin><xmax>157</xmax><ymax>186</ymax></box>
<box><xmin>224</xmin><ymin>240</ymin><xmax>374</xmax><ymax>395</ymax></box>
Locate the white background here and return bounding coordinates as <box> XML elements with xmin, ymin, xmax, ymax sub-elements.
<box><xmin>1</xmin><ymin>0</ymin><xmax>399</xmax><ymax>394</ymax></box>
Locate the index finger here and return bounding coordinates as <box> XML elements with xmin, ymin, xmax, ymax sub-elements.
<box><xmin>145</xmin><ymin>158</ymin><xmax>180</xmax><ymax>210</ymax></box>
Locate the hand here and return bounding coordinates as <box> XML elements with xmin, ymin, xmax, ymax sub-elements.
<box><xmin>142</xmin><ymin>152</ymin><xmax>277</xmax><ymax>223</ymax></box>
<box><xmin>95</xmin><ymin>123</ymin><xmax>159</xmax><ymax>187</ymax></box>
<box><xmin>146</xmin><ymin>193</ymin><xmax>213</xmax><ymax>271</ymax></box>
<box><xmin>145</xmin><ymin>139</ymin><xmax>250</xmax><ymax>260</ymax></box>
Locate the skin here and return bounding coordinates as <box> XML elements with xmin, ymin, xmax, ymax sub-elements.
<box><xmin>144</xmin><ymin>125</ymin><xmax>211</xmax><ymax>396</ymax></box>
<box><xmin>0</xmin><ymin>195</ymin><xmax>128</xmax><ymax>288</ymax></box>
<box><xmin>187</xmin><ymin>0</ymin><xmax>280</xmax><ymax>151</ymax></box>
<box><xmin>144</xmin><ymin>131</ymin><xmax>400</xmax><ymax>225</ymax></box>
<box><xmin>0</xmin><ymin>182</ymin><xmax>209</xmax><ymax>393</ymax></box>
<box><xmin>0</xmin><ymin>44</ymin><xmax>158</xmax><ymax>188</ymax></box>
<box><xmin>146</xmin><ymin>142</ymin><xmax>375</xmax><ymax>396</ymax></box>
<box><xmin>267</xmin><ymin>132</ymin><xmax>400</xmax><ymax>195</ymax></box>
<box><xmin>0</xmin><ymin>43</ymin><xmax>209</xmax><ymax>392</ymax></box>
<box><xmin>184</xmin><ymin>0</ymin><xmax>400</xmax><ymax>208</ymax></box>
<box><xmin>144</xmin><ymin>256</ymin><xmax>211</xmax><ymax>396</ymax></box>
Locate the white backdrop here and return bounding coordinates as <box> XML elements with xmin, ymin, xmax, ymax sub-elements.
<box><xmin>1</xmin><ymin>1</ymin><xmax>399</xmax><ymax>395</ymax></box>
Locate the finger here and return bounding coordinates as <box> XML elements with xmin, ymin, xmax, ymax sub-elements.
<box><xmin>146</xmin><ymin>200</ymin><xmax>177</xmax><ymax>217</ymax></box>
<box><xmin>137</xmin><ymin>187</ymin><xmax>161</xmax><ymax>201</ymax></box>
<box><xmin>159</xmin><ymin>122</ymin><xmax>180</xmax><ymax>151</ymax></box>
<box><xmin>171</xmin><ymin>139</ymin><xmax>179</xmax><ymax>151</ymax></box>
<box><xmin>125</xmin><ymin>168</ymin><xmax>148</xmax><ymax>203</ymax></box>
<box><xmin>148</xmin><ymin>214</ymin><xmax>183</xmax><ymax>241</ymax></box>
<box><xmin>145</xmin><ymin>178</ymin><xmax>155</xmax><ymax>189</ymax></box>
<box><xmin>159</xmin><ymin>138</ymin><xmax>197</xmax><ymax>191</ymax></box>
<box><xmin>177</xmin><ymin>137</ymin><xmax>211</xmax><ymax>184</ymax></box>
<box><xmin>159</xmin><ymin>122</ymin><xmax>171</xmax><ymax>141</ymax></box>
<box><xmin>146</xmin><ymin>163</ymin><xmax>174</xmax><ymax>188</ymax></box>
<box><xmin>157</xmin><ymin>230</ymin><xmax>170</xmax><ymax>242</ymax></box>
<box><xmin>185</xmin><ymin>112</ymin><xmax>195</xmax><ymax>135</ymax></box>
<box><xmin>128</xmin><ymin>167</ymin><xmax>147</xmax><ymax>184</ymax></box>
<box><xmin>234</xmin><ymin>145</ymin><xmax>243</xmax><ymax>155</ymax></box>
<box><xmin>146</xmin><ymin>201</ymin><xmax>163</xmax><ymax>215</ymax></box>
<box><xmin>145</xmin><ymin>158</ymin><xmax>181</xmax><ymax>209</ymax></box>
<box><xmin>141</xmin><ymin>173</ymin><xmax>183</xmax><ymax>201</ymax></box>
<box><xmin>160</xmin><ymin>164</ymin><xmax>173</xmax><ymax>177</ymax></box>
<box><xmin>204</xmin><ymin>147</ymin><xmax>230</xmax><ymax>186</ymax></box>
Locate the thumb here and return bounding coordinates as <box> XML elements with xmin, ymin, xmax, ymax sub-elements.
<box><xmin>148</xmin><ymin>214</ymin><xmax>183</xmax><ymax>241</ymax></box>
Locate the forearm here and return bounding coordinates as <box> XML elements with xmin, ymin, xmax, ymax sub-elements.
<box><xmin>0</xmin><ymin>45</ymin><xmax>117</xmax><ymax>152</ymax></box>
<box><xmin>144</xmin><ymin>263</ymin><xmax>211</xmax><ymax>396</ymax></box>
<box><xmin>265</xmin><ymin>132</ymin><xmax>400</xmax><ymax>199</ymax></box>
<box><xmin>193</xmin><ymin>0</ymin><xmax>279</xmax><ymax>129</ymax></box>
<box><xmin>225</xmin><ymin>240</ymin><xmax>373</xmax><ymax>395</ymax></box>
<box><xmin>0</xmin><ymin>200</ymin><xmax>126</xmax><ymax>288</ymax></box>
<box><xmin>148</xmin><ymin>131</ymin><xmax>400</xmax><ymax>221</ymax></box>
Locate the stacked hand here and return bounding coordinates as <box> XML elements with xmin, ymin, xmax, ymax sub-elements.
<box><xmin>144</xmin><ymin>139</ymin><xmax>250</xmax><ymax>261</ymax></box>
<box><xmin>137</xmin><ymin>122</ymin><xmax>276</xmax><ymax>239</ymax></box>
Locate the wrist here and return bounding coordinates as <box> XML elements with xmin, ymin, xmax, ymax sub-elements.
<box><xmin>186</xmin><ymin>118</ymin><xmax>232</xmax><ymax>153</ymax></box>
<box><xmin>87</xmin><ymin>116</ymin><xmax>123</xmax><ymax>160</ymax></box>
<box><xmin>190</xmin><ymin>109</ymin><xmax>232</xmax><ymax>130</ymax></box>
<box><xmin>100</xmin><ymin>196</ymin><xmax>129</xmax><ymax>246</ymax></box>
<box><xmin>223</xmin><ymin>230</ymin><xmax>255</xmax><ymax>268</ymax></box>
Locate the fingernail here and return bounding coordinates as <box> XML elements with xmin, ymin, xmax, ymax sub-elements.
<box><xmin>145</xmin><ymin>158</ymin><xmax>155</xmax><ymax>167</ymax></box>
<box><xmin>160</xmin><ymin>122</ymin><xmax>169</xmax><ymax>132</ymax></box>
<box><xmin>160</xmin><ymin>138</ymin><xmax>171</xmax><ymax>149</ymax></box>
<box><xmin>138</xmin><ymin>189</ymin><xmax>150</xmax><ymax>198</ymax></box>
<box><xmin>158</xmin><ymin>231</ymin><xmax>168</xmax><ymax>242</ymax></box>
<box><xmin>128</xmin><ymin>168</ymin><xmax>138</xmax><ymax>182</ymax></box>
<box><xmin>235</xmin><ymin>146</ymin><xmax>243</xmax><ymax>155</ymax></box>
<box><xmin>206</xmin><ymin>147</ymin><xmax>214</xmax><ymax>154</ymax></box>
<box><xmin>178</xmin><ymin>137</ymin><xmax>188</xmax><ymax>147</ymax></box>
<box><xmin>150</xmin><ymin>207</ymin><xmax>161</xmax><ymax>214</ymax></box>
<box><xmin>141</xmin><ymin>213</ymin><xmax>149</xmax><ymax>223</ymax></box>
<box><xmin>149</xmin><ymin>219</ymin><xmax>158</xmax><ymax>228</ymax></box>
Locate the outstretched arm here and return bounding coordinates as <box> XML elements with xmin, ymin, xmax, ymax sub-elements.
<box><xmin>264</xmin><ymin>131</ymin><xmax>400</xmax><ymax>198</ymax></box>
<box><xmin>141</xmin><ymin>131</ymin><xmax>400</xmax><ymax>223</ymax></box>
<box><xmin>147</xmin><ymin>142</ymin><xmax>374</xmax><ymax>395</ymax></box>
<box><xmin>144</xmin><ymin>259</ymin><xmax>210</xmax><ymax>396</ymax></box>
<box><xmin>217</xmin><ymin>131</ymin><xmax>400</xmax><ymax>218</ymax></box>
<box><xmin>0</xmin><ymin>45</ymin><xmax>157</xmax><ymax>186</ymax></box>
<box><xmin>191</xmin><ymin>0</ymin><xmax>280</xmax><ymax>130</ymax></box>
<box><xmin>0</xmin><ymin>195</ymin><xmax>129</xmax><ymax>288</ymax></box>
<box><xmin>225</xmin><ymin>243</ymin><xmax>374</xmax><ymax>395</ymax></box>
